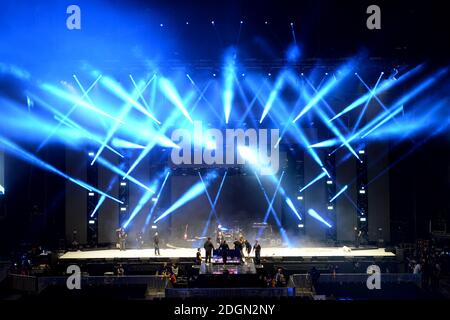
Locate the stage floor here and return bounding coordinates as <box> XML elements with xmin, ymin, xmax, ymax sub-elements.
<box><xmin>60</xmin><ymin>247</ymin><xmax>395</xmax><ymax>260</ymax></box>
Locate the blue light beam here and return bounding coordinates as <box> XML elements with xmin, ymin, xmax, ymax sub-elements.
<box><xmin>154</xmin><ymin>171</ymin><xmax>218</xmax><ymax>223</ymax></box>
<box><xmin>308</xmin><ymin>208</ymin><xmax>332</xmax><ymax>228</ymax></box>
<box><xmin>329</xmin><ymin>185</ymin><xmax>348</xmax><ymax>202</ymax></box>
<box><xmin>300</xmin><ymin>172</ymin><xmax>326</xmax><ymax>193</ymax></box>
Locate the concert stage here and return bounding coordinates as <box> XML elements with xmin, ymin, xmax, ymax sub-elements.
<box><xmin>59</xmin><ymin>247</ymin><xmax>395</xmax><ymax>261</ymax></box>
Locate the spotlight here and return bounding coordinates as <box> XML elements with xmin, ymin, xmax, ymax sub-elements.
<box><xmin>213</xmin><ymin>73</ymin><xmax>216</xmax><ymax>77</ymax></box>
<box><xmin>151</xmin><ymin>225</ymin><xmax>158</xmax><ymax>229</ymax></box>
<box><xmin>301</xmin><ymin>73</ymin><xmax>304</xmax><ymax>76</ymax></box>
<box><xmin>152</xmin><ymin>197</ymin><xmax>158</xmax><ymax>202</ymax></box>
<box><xmin>120</xmin><ymin>207</ymin><xmax>127</xmax><ymax>212</ymax></box>
<box><xmin>88</xmin><ymin>192</ymin><xmax>95</xmax><ymax>197</ymax></box>
<box><xmin>326</xmin><ymin>180</ymin><xmax>333</xmax><ymax>185</ymax></box>
<box><xmin>268</xmin><ymin>73</ymin><xmax>271</xmax><ymax>76</ymax></box>
<box><xmin>327</xmin><ymin>205</ymin><xmax>334</xmax><ymax>210</ymax></box>
<box><xmin>325</xmin><ymin>72</ymin><xmax>328</xmax><ymax>75</ymax></box>
<box><xmin>120</xmin><ymin>182</ymin><xmax>127</xmax><ymax>186</ymax></box>
<box><xmin>298</xmin><ymin>224</ymin><xmax>304</xmax><ymax>228</ymax></box>
<box><xmin>211</xmin><ymin>20</ymin><xmax>215</xmax><ymax>25</ymax></box>
<box><xmin>160</xmin><ymin>23</ymin><xmax>164</xmax><ymax>27</ymax></box>
<box><xmin>88</xmin><ymin>220</ymin><xmax>95</xmax><ymax>225</ymax></box>
<box><xmin>154</xmin><ymin>171</ymin><xmax>218</xmax><ymax>223</ymax></box>
<box><xmin>186</xmin><ymin>21</ymin><xmax>189</xmax><ymax>25</ymax></box>
<box><xmin>359</xmin><ymin>189</ymin><xmax>366</xmax><ymax>194</ymax></box>
<box><xmin>329</xmin><ymin>185</ymin><xmax>348</xmax><ymax>202</ymax></box>
<box><xmin>290</xmin><ymin>22</ymin><xmax>293</xmax><ymax>26</ymax></box>
<box><xmin>240</xmin><ymin>20</ymin><xmax>243</xmax><ymax>24</ymax></box>
<box><xmin>360</xmin><ymin>217</ymin><xmax>367</xmax><ymax>222</ymax></box>
<box><xmin>297</xmin><ymin>196</ymin><xmax>303</xmax><ymax>200</ymax></box>
<box><xmin>299</xmin><ymin>172</ymin><xmax>326</xmax><ymax>193</ymax></box>
<box><xmin>241</xmin><ymin>73</ymin><xmax>245</xmax><ymax>77</ymax></box>
<box><xmin>358</xmin><ymin>149</ymin><xmax>365</xmax><ymax>154</ymax></box>
<box><xmin>88</xmin><ymin>152</ymin><xmax>95</xmax><ymax>157</ymax></box>
<box><xmin>307</xmin><ymin>209</ymin><xmax>332</xmax><ymax>228</ymax></box>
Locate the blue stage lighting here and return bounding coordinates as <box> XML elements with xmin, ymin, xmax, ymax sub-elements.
<box><xmin>308</xmin><ymin>138</ymin><xmax>339</xmax><ymax>148</ymax></box>
<box><xmin>36</xmin><ymin>75</ymin><xmax>102</xmax><ymax>151</ymax></box>
<box><xmin>90</xmin><ymin>76</ymin><xmax>153</xmax><ymax>165</ymax></box>
<box><xmin>91</xmin><ymin>175</ymin><xmax>120</xmax><ymax>218</ymax></box>
<box><xmin>260</xmin><ymin>71</ymin><xmax>287</xmax><ymax>123</ymax></box>
<box><xmin>301</xmin><ymin>86</ymin><xmax>360</xmax><ymax>161</ymax></box>
<box><xmin>129</xmin><ymin>74</ymin><xmax>157</xmax><ymax>111</ymax></box>
<box><xmin>100</xmin><ymin>75</ymin><xmax>160</xmax><ymax>124</ymax></box>
<box><xmin>159</xmin><ymin>77</ymin><xmax>193</xmax><ymax>123</ymax></box>
<box><xmin>223</xmin><ymin>56</ymin><xmax>235</xmax><ymax>124</ymax></box>
<box><xmin>31</xmin><ymin>92</ymin><xmax>123</xmax><ymax>158</ymax></box>
<box><xmin>285</xmin><ymin>197</ymin><xmax>302</xmax><ymax>221</ymax></box>
<box><xmin>40</xmin><ymin>83</ymin><xmax>124</xmax><ymax>123</ymax></box>
<box><xmin>353</xmin><ymin>72</ymin><xmax>384</xmax><ymax>132</ymax></box>
<box><xmin>360</xmin><ymin>105</ymin><xmax>403</xmax><ymax>139</ymax></box>
<box><xmin>299</xmin><ymin>171</ymin><xmax>326</xmax><ymax>193</ymax></box>
<box><xmin>91</xmin><ymin>195</ymin><xmax>106</xmax><ymax>218</ymax></box>
<box><xmin>0</xmin><ymin>136</ymin><xmax>123</xmax><ymax>204</ymax></box>
<box><xmin>143</xmin><ymin>170</ymin><xmax>171</xmax><ymax>232</ymax></box>
<box><xmin>247</xmin><ymin>74</ymin><xmax>324</xmax><ymax>168</ymax></box>
<box><xmin>259</xmin><ymin>171</ymin><xmax>285</xmax><ymax>228</ymax></box>
<box><xmin>154</xmin><ymin>171</ymin><xmax>218</xmax><ymax>223</ymax></box>
<box><xmin>329</xmin><ymin>64</ymin><xmax>424</xmax><ymax>122</ymax></box>
<box><xmin>96</xmin><ymin>156</ymin><xmax>155</xmax><ymax>194</ymax></box>
<box><xmin>321</xmin><ymin>167</ymin><xmax>331</xmax><ymax>178</ymax></box>
<box><xmin>293</xmin><ymin>61</ymin><xmax>353</xmax><ymax>123</ymax></box>
<box><xmin>124</xmin><ymin>168</ymin><xmax>171</xmax><ymax>229</ymax></box>
<box><xmin>329</xmin><ymin>185</ymin><xmax>348</xmax><ymax>202</ymax></box>
<box><xmin>307</xmin><ymin>208</ymin><xmax>332</xmax><ymax>228</ymax></box>
<box><xmin>52</xmin><ymin>115</ymin><xmax>123</xmax><ymax>158</ymax></box>
<box><xmin>122</xmin><ymin>190</ymin><xmax>153</xmax><ymax>229</ymax></box>
<box><xmin>201</xmin><ymin>170</ymin><xmax>228</xmax><ymax>237</ymax></box>
<box><xmin>112</xmin><ymin>138</ymin><xmax>145</xmax><ymax>149</ymax></box>
<box><xmin>254</xmin><ymin>172</ymin><xmax>291</xmax><ymax>246</ymax></box>
<box><xmin>198</xmin><ymin>172</ymin><xmax>221</xmax><ymax>223</ymax></box>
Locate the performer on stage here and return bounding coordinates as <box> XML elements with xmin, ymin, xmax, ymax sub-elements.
<box><xmin>216</xmin><ymin>230</ymin><xmax>224</xmax><ymax>246</ymax></box>
<box><xmin>195</xmin><ymin>248</ymin><xmax>202</xmax><ymax>265</ymax></box>
<box><xmin>244</xmin><ymin>239</ymin><xmax>252</xmax><ymax>258</ymax></box>
<box><xmin>116</xmin><ymin>227</ymin><xmax>127</xmax><ymax>251</ymax></box>
<box><xmin>233</xmin><ymin>238</ymin><xmax>243</xmax><ymax>263</ymax></box>
<box><xmin>253</xmin><ymin>240</ymin><xmax>261</xmax><ymax>265</ymax></box>
<box><xmin>153</xmin><ymin>232</ymin><xmax>160</xmax><ymax>256</ymax></box>
<box><xmin>354</xmin><ymin>227</ymin><xmax>362</xmax><ymax>248</ymax></box>
<box><xmin>136</xmin><ymin>232</ymin><xmax>144</xmax><ymax>249</ymax></box>
<box><xmin>203</xmin><ymin>237</ymin><xmax>214</xmax><ymax>264</ymax></box>
<box><xmin>220</xmin><ymin>240</ymin><xmax>229</xmax><ymax>264</ymax></box>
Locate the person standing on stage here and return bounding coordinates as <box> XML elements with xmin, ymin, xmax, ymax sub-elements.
<box><xmin>354</xmin><ymin>227</ymin><xmax>362</xmax><ymax>248</ymax></box>
<box><xmin>203</xmin><ymin>237</ymin><xmax>215</xmax><ymax>264</ymax></box>
<box><xmin>233</xmin><ymin>238</ymin><xmax>244</xmax><ymax>263</ymax></box>
<box><xmin>117</xmin><ymin>228</ymin><xmax>127</xmax><ymax>251</ymax></box>
<box><xmin>220</xmin><ymin>240</ymin><xmax>230</xmax><ymax>264</ymax></box>
<box><xmin>244</xmin><ymin>239</ymin><xmax>252</xmax><ymax>258</ymax></box>
<box><xmin>253</xmin><ymin>240</ymin><xmax>261</xmax><ymax>265</ymax></box>
<box><xmin>216</xmin><ymin>231</ymin><xmax>224</xmax><ymax>247</ymax></box>
<box><xmin>195</xmin><ymin>248</ymin><xmax>202</xmax><ymax>265</ymax></box>
<box><xmin>233</xmin><ymin>238</ymin><xmax>240</xmax><ymax>250</ymax></box>
<box><xmin>136</xmin><ymin>231</ymin><xmax>144</xmax><ymax>249</ymax></box>
<box><xmin>153</xmin><ymin>232</ymin><xmax>160</xmax><ymax>256</ymax></box>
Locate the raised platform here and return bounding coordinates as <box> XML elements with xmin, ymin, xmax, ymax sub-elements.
<box><xmin>199</xmin><ymin>262</ymin><xmax>257</xmax><ymax>275</ymax></box>
<box><xmin>59</xmin><ymin>247</ymin><xmax>394</xmax><ymax>260</ymax></box>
